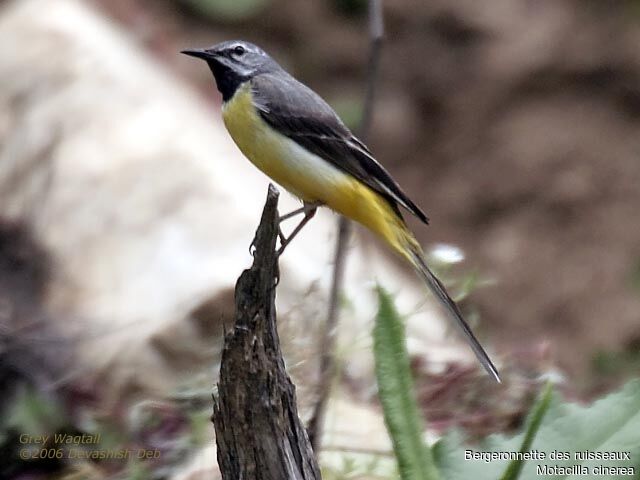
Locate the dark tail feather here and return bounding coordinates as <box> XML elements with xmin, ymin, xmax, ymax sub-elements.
<box><xmin>408</xmin><ymin>248</ymin><xmax>501</xmax><ymax>383</ymax></box>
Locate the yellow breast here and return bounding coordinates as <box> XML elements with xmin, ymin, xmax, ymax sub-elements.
<box><xmin>222</xmin><ymin>84</ymin><xmax>306</xmax><ymax>199</ymax></box>
<box><xmin>221</xmin><ymin>82</ymin><xmax>412</xmax><ymax>259</ymax></box>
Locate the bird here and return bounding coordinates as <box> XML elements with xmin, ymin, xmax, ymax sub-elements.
<box><xmin>182</xmin><ymin>40</ymin><xmax>500</xmax><ymax>382</ymax></box>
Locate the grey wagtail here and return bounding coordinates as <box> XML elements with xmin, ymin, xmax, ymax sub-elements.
<box><xmin>182</xmin><ymin>40</ymin><xmax>500</xmax><ymax>382</ymax></box>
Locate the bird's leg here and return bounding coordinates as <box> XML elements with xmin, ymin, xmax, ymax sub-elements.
<box><xmin>250</xmin><ymin>201</ymin><xmax>322</xmax><ymax>256</ymax></box>
<box><xmin>277</xmin><ymin>201</ymin><xmax>321</xmax><ymax>255</ymax></box>
<box><xmin>279</xmin><ymin>201</ymin><xmax>322</xmax><ymax>222</ymax></box>
<box><xmin>277</xmin><ymin>209</ymin><xmax>317</xmax><ymax>255</ymax></box>
<box><xmin>279</xmin><ymin>205</ymin><xmax>308</xmax><ymax>222</ymax></box>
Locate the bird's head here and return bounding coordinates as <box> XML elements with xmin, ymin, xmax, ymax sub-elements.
<box><xmin>182</xmin><ymin>40</ymin><xmax>277</xmax><ymax>101</ymax></box>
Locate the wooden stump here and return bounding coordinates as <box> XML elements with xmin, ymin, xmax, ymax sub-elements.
<box><xmin>212</xmin><ymin>185</ymin><xmax>321</xmax><ymax>480</ymax></box>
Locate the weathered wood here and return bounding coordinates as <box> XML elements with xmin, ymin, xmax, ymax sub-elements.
<box><xmin>212</xmin><ymin>185</ymin><xmax>321</xmax><ymax>480</ymax></box>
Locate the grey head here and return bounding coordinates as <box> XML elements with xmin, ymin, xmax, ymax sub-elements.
<box><xmin>182</xmin><ymin>40</ymin><xmax>281</xmax><ymax>101</ymax></box>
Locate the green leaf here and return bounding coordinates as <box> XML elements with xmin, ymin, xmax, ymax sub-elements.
<box><xmin>373</xmin><ymin>286</ymin><xmax>441</xmax><ymax>480</ymax></box>
<box><xmin>179</xmin><ymin>0</ymin><xmax>270</xmax><ymax>22</ymax></box>
<box><xmin>3</xmin><ymin>387</ymin><xmax>66</xmax><ymax>435</ymax></box>
<box><xmin>434</xmin><ymin>379</ymin><xmax>640</xmax><ymax>479</ymax></box>
<box><xmin>499</xmin><ymin>383</ymin><xmax>553</xmax><ymax>480</ymax></box>
<box><xmin>454</xmin><ymin>270</ymin><xmax>480</xmax><ymax>302</ymax></box>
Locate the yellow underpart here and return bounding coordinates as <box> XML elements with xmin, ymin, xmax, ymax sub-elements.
<box><xmin>222</xmin><ymin>82</ymin><xmax>422</xmax><ymax>264</ymax></box>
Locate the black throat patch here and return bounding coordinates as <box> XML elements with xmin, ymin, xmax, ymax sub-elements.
<box><xmin>206</xmin><ymin>60</ymin><xmax>247</xmax><ymax>102</ymax></box>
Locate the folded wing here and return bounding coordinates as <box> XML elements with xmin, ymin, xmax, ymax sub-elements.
<box><xmin>252</xmin><ymin>73</ymin><xmax>429</xmax><ymax>224</ymax></box>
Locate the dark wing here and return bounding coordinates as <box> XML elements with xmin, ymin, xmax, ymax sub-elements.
<box><xmin>251</xmin><ymin>73</ymin><xmax>429</xmax><ymax>224</ymax></box>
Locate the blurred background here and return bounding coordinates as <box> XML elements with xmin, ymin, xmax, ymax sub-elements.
<box><xmin>1</xmin><ymin>0</ymin><xmax>639</xmax><ymax>478</ymax></box>
<box><xmin>166</xmin><ymin>0</ymin><xmax>640</xmax><ymax>383</ymax></box>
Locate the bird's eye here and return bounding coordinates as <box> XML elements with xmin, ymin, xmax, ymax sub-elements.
<box><xmin>233</xmin><ymin>45</ymin><xmax>245</xmax><ymax>56</ymax></box>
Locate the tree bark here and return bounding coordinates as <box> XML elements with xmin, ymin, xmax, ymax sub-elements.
<box><xmin>212</xmin><ymin>184</ymin><xmax>321</xmax><ymax>480</ymax></box>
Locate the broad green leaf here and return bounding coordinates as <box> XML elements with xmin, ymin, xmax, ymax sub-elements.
<box><xmin>374</xmin><ymin>286</ymin><xmax>440</xmax><ymax>480</ymax></box>
<box><xmin>434</xmin><ymin>380</ymin><xmax>640</xmax><ymax>479</ymax></box>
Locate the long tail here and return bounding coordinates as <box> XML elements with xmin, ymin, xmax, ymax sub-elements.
<box><xmin>390</xmin><ymin>222</ymin><xmax>501</xmax><ymax>382</ymax></box>
<box><xmin>331</xmin><ymin>182</ymin><xmax>501</xmax><ymax>381</ymax></box>
<box><xmin>406</xmin><ymin>244</ymin><xmax>501</xmax><ymax>382</ymax></box>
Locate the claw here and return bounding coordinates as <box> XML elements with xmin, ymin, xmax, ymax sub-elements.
<box><xmin>276</xmin><ymin>205</ymin><xmax>318</xmax><ymax>256</ymax></box>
